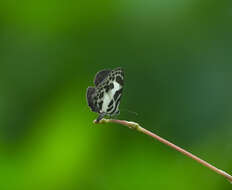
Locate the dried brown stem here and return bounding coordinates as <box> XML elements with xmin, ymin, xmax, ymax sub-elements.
<box><xmin>94</xmin><ymin>118</ymin><xmax>232</xmax><ymax>183</ymax></box>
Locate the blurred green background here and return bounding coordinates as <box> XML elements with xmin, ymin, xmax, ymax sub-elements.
<box><xmin>1</xmin><ymin>0</ymin><xmax>232</xmax><ymax>189</ymax></box>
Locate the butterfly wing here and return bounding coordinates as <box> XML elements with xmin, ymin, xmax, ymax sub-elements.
<box><xmin>107</xmin><ymin>68</ymin><xmax>124</xmax><ymax>115</ymax></box>
<box><xmin>86</xmin><ymin>87</ymin><xmax>99</xmax><ymax>112</ymax></box>
<box><xmin>94</xmin><ymin>69</ymin><xmax>111</xmax><ymax>86</ymax></box>
<box><xmin>87</xmin><ymin>67</ymin><xmax>124</xmax><ymax>122</ymax></box>
<box><xmin>96</xmin><ymin>68</ymin><xmax>124</xmax><ymax>116</ymax></box>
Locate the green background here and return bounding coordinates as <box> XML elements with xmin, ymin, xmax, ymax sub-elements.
<box><xmin>1</xmin><ymin>0</ymin><xmax>232</xmax><ymax>189</ymax></box>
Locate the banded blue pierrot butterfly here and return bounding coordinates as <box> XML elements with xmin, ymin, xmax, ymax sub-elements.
<box><xmin>86</xmin><ymin>67</ymin><xmax>124</xmax><ymax>122</ymax></box>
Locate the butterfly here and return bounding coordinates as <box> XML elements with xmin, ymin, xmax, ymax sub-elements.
<box><xmin>86</xmin><ymin>67</ymin><xmax>124</xmax><ymax>122</ymax></box>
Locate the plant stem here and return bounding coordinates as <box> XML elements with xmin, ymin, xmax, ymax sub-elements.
<box><xmin>94</xmin><ymin>118</ymin><xmax>232</xmax><ymax>183</ymax></box>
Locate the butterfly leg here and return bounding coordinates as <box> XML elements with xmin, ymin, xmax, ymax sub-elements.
<box><xmin>116</xmin><ymin>110</ymin><xmax>120</xmax><ymax>115</ymax></box>
<box><xmin>110</xmin><ymin>110</ymin><xmax>120</xmax><ymax>119</ymax></box>
<box><xmin>96</xmin><ymin>113</ymin><xmax>106</xmax><ymax>123</ymax></box>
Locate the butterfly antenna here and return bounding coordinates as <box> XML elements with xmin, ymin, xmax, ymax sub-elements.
<box><xmin>120</xmin><ymin>108</ymin><xmax>138</xmax><ymax>116</ymax></box>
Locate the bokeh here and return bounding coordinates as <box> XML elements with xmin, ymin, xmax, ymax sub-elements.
<box><xmin>1</xmin><ymin>0</ymin><xmax>232</xmax><ymax>189</ymax></box>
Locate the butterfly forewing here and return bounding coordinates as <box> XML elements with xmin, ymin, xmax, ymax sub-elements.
<box><xmin>94</xmin><ymin>69</ymin><xmax>111</xmax><ymax>86</ymax></box>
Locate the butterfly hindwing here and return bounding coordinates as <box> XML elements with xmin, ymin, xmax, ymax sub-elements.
<box><xmin>86</xmin><ymin>87</ymin><xmax>99</xmax><ymax>112</ymax></box>
<box><xmin>98</xmin><ymin>67</ymin><xmax>123</xmax><ymax>115</ymax></box>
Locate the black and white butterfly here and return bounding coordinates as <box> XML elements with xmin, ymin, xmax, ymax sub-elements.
<box><xmin>86</xmin><ymin>67</ymin><xmax>124</xmax><ymax>122</ymax></box>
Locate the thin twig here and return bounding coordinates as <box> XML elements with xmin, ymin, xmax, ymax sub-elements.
<box><xmin>94</xmin><ymin>118</ymin><xmax>232</xmax><ymax>183</ymax></box>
